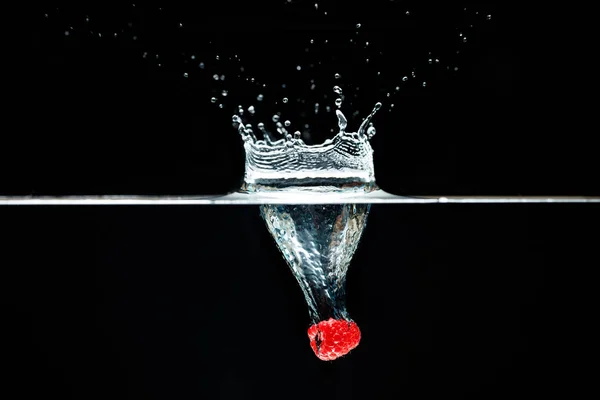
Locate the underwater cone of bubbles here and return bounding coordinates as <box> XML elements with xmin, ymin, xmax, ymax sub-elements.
<box><xmin>260</xmin><ymin>203</ymin><xmax>369</xmax><ymax>360</ymax></box>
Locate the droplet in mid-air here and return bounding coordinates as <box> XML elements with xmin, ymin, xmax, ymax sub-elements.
<box><xmin>283</xmin><ymin>97</ymin><xmax>289</xmax><ymax>103</ymax></box>
<box><xmin>356</xmin><ymin>23</ymin><xmax>361</xmax><ymax>28</ymax></box>
<box><xmin>284</xmin><ymin>120</ymin><xmax>291</xmax><ymax>127</ymax></box>
<box><xmin>213</xmin><ymin>74</ymin><xmax>219</xmax><ymax>81</ymax></box>
<box><xmin>183</xmin><ymin>72</ymin><xmax>188</xmax><ymax>78</ymax></box>
<box><xmin>402</xmin><ymin>76</ymin><xmax>408</xmax><ymax>81</ymax></box>
<box><xmin>272</xmin><ymin>114</ymin><xmax>280</xmax><ymax>123</ymax></box>
<box><xmin>210</xmin><ymin>97</ymin><xmax>217</xmax><ymax>103</ymax></box>
<box><xmin>222</xmin><ymin>90</ymin><xmax>228</xmax><ymax>96</ymax></box>
<box><xmin>335</xmin><ymin>98</ymin><xmax>342</xmax><ymax>108</ymax></box>
<box><xmin>334</xmin><ymin>73</ymin><xmax>341</xmax><ymax>79</ymax></box>
<box><xmin>333</xmin><ymin>86</ymin><xmax>343</xmax><ymax>95</ymax></box>
<box><xmin>257</xmin><ymin>94</ymin><xmax>264</xmax><ymax>101</ymax></box>
<box><xmin>248</xmin><ymin>105</ymin><xmax>256</xmax><ymax>115</ymax></box>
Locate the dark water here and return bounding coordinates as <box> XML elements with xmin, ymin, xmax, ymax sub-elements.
<box><xmin>2</xmin><ymin>204</ymin><xmax>598</xmax><ymax>398</ymax></box>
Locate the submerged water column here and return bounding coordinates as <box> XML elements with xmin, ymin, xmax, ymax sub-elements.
<box><xmin>260</xmin><ymin>203</ymin><xmax>369</xmax><ymax>360</ymax></box>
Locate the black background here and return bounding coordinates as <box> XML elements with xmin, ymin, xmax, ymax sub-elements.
<box><xmin>3</xmin><ymin>2</ymin><xmax>598</xmax><ymax>399</ymax></box>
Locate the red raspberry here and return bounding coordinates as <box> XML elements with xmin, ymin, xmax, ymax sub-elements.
<box><xmin>307</xmin><ymin>318</ymin><xmax>361</xmax><ymax>361</ymax></box>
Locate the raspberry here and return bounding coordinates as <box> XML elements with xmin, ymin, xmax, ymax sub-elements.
<box><xmin>307</xmin><ymin>318</ymin><xmax>361</xmax><ymax>361</ymax></box>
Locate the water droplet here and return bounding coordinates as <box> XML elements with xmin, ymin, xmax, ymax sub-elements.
<box><xmin>333</xmin><ymin>86</ymin><xmax>342</xmax><ymax>95</ymax></box>
<box><xmin>218</xmin><ymin>104</ymin><xmax>224</xmax><ymax>109</ymax></box>
<box><xmin>395</xmin><ymin>86</ymin><xmax>400</xmax><ymax>91</ymax></box>
<box><xmin>284</xmin><ymin>120</ymin><xmax>291</xmax><ymax>127</ymax></box>
<box><xmin>283</xmin><ymin>97</ymin><xmax>289</xmax><ymax>103</ymax></box>
<box><xmin>213</xmin><ymin>74</ymin><xmax>219</xmax><ymax>80</ymax></box>
<box><xmin>199</xmin><ymin>62</ymin><xmax>205</xmax><ymax>69</ymax></box>
<box><xmin>216</xmin><ymin>55</ymin><xmax>220</xmax><ymax>60</ymax></box>
<box><xmin>374</xmin><ymin>102</ymin><xmax>382</xmax><ymax>110</ymax></box>
<box><xmin>428</xmin><ymin>59</ymin><xmax>433</xmax><ymax>64</ymax></box>
<box><xmin>462</xmin><ymin>37</ymin><xmax>467</xmax><ymax>43</ymax></box>
<box><xmin>296</xmin><ymin>65</ymin><xmax>302</xmax><ymax>71</ymax></box>
<box><xmin>310</xmin><ymin>84</ymin><xmax>316</xmax><ymax>90</ymax></box>
<box><xmin>335</xmin><ymin>98</ymin><xmax>342</xmax><ymax>107</ymax></box>
<box><xmin>435</xmin><ymin>58</ymin><xmax>440</xmax><ymax>63</ymax></box>
<box><xmin>315</xmin><ymin>3</ymin><xmax>318</xmax><ymax>10</ymax></box>
<box><xmin>191</xmin><ymin>55</ymin><xmax>195</xmax><ymax>60</ymax></box>
<box><xmin>334</xmin><ymin>73</ymin><xmax>341</xmax><ymax>79</ymax></box>
<box><xmin>221</xmin><ymin>90</ymin><xmax>228</xmax><ymax>96</ymax></box>
<box><xmin>402</xmin><ymin>76</ymin><xmax>408</xmax><ymax>81</ymax></box>
<box><xmin>356</xmin><ymin>23</ymin><xmax>361</xmax><ymax>28</ymax></box>
<box><xmin>386</xmin><ymin>93</ymin><xmax>390</xmax><ymax>97</ymax></box>
<box><xmin>220</xmin><ymin>75</ymin><xmax>225</xmax><ymax>81</ymax></box>
<box><xmin>326</xmin><ymin>106</ymin><xmax>331</xmax><ymax>112</ymax></box>
<box><xmin>258</xmin><ymin>122</ymin><xmax>265</xmax><ymax>130</ymax></box>
<box><xmin>282</xmin><ymin>84</ymin><xmax>287</xmax><ymax>88</ymax></box>
<box><xmin>179</xmin><ymin>23</ymin><xmax>183</xmax><ymax>27</ymax></box>
<box><xmin>257</xmin><ymin>94</ymin><xmax>264</xmax><ymax>101</ymax></box>
<box><xmin>211</xmin><ymin>97</ymin><xmax>217</xmax><ymax>103</ymax></box>
<box><xmin>183</xmin><ymin>72</ymin><xmax>188</xmax><ymax>78</ymax></box>
<box><xmin>406</xmin><ymin>10</ymin><xmax>410</xmax><ymax>15</ymax></box>
<box><xmin>272</xmin><ymin>115</ymin><xmax>280</xmax><ymax>123</ymax></box>
<box><xmin>487</xmin><ymin>14</ymin><xmax>492</xmax><ymax>20</ymax></box>
<box><xmin>422</xmin><ymin>82</ymin><xmax>427</xmax><ymax>87</ymax></box>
